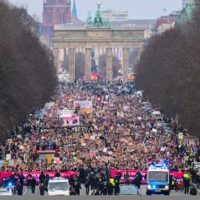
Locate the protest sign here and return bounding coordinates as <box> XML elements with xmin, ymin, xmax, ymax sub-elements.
<box><xmin>63</xmin><ymin>116</ymin><xmax>80</xmax><ymax>126</ymax></box>
<box><xmin>59</xmin><ymin>109</ymin><xmax>75</xmax><ymax>118</ymax></box>
<box><xmin>6</xmin><ymin>154</ymin><xmax>11</xmax><ymax>161</ymax></box>
<box><xmin>0</xmin><ymin>160</ymin><xmax>3</xmax><ymax>169</ymax></box>
<box><xmin>54</xmin><ymin>157</ymin><xmax>62</xmax><ymax>164</ymax></box>
<box><xmin>9</xmin><ymin>159</ymin><xmax>14</xmax><ymax>166</ymax></box>
<box><xmin>74</xmin><ymin>100</ymin><xmax>93</xmax><ymax>113</ymax></box>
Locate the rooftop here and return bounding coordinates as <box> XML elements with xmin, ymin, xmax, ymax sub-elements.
<box><xmin>54</xmin><ymin>23</ymin><xmax>148</xmax><ymax>31</ymax></box>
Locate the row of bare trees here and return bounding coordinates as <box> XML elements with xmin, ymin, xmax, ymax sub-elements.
<box><xmin>0</xmin><ymin>1</ymin><xmax>57</xmax><ymax>141</ymax></box>
<box><xmin>136</xmin><ymin>3</ymin><xmax>200</xmax><ymax>139</ymax></box>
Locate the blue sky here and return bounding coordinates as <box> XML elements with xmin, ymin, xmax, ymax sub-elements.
<box><xmin>8</xmin><ymin>0</ymin><xmax>182</xmax><ymax>21</ymax></box>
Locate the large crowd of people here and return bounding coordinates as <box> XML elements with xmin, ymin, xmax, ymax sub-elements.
<box><xmin>0</xmin><ymin>81</ymin><xmax>199</xmax><ymax>195</ymax></box>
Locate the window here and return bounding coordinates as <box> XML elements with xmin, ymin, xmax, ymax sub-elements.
<box><xmin>49</xmin><ymin>182</ymin><xmax>69</xmax><ymax>191</ymax></box>
<box><xmin>148</xmin><ymin>172</ymin><xmax>168</xmax><ymax>182</ymax></box>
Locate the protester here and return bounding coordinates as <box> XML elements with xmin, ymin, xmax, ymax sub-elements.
<box><xmin>16</xmin><ymin>180</ymin><xmax>23</xmax><ymax>195</ymax></box>
<box><xmin>124</xmin><ymin>172</ymin><xmax>130</xmax><ymax>184</ymax></box>
<box><xmin>26</xmin><ymin>173</ymin><xmax>32</xmax><ymax>189</ymax></box>
<box><xmin>39</xmin><ymin>172</ymin><xmax>46</xmax><ymax>184</ymax></box>
<box><xmin>39</xmin><ymin>182</ymin><xmax>45</xmax><ymax>195</ymax></box>
<box><xmin>44</xmin><ymin>174</ymin><xmax>50</xmax><ymax>191</ymax></box>
<box><xmin>85</xmin><ymin>174</ymin><xmax>91</xmax><ymax>195</ymax></box>
<box><xmin>74</xmin><ymin>178</ymin><xmax>81</xmax><ymax>195</ymax></box>
<box><xmin>107</xmin><ymin>177</ymin><xmax>114</xmax><ymax>195</ymax></box>
<box><xmin>55</xmin><ymin>170</ymin><xmax>61</xmax><ymax>177</ymax></box>
<box><xmin>114</xmin><ymin>173</ymin><xmax>121</xmax><ymax>195</ymax></box>
<box><xmin>31</xmin><ymin>176</ymin><xmax>36</xmax><ymax>194</ymax></box>
<box><xmin>183</xmin><ymin>171</ymin><xmax>191</xmax><ymax>194</ymax></box>
<box><xmin>134</xmin><ymin>170</ymin><xmax>143</xmax><ymax>189</ymax></box>
<box><xmin>19</xmin><ymin>173</ymin><xmax>25</xmax><ymax>189</ymax></box>
<box><xmin>0</xmin><ymin>81</ymin><xmax>199</xmax><ymax>195</ymax></box>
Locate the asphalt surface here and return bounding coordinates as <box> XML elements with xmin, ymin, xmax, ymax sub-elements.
<box><xmin>14</xmin><ymin>185</ymin><xmax>190</xmax><ymax>197</ymax></box>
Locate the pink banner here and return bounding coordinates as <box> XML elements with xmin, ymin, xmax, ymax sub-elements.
<box><xmin>169</xmin><ymin>171</ymin><xmax>184</xmax><ymax>179</ymax></box>
<box><xmin>0</xmin><ymin>171</ymin><xmax>78</xmax><ymax>184</ymax></box>
<box><xmin>0</xmin><ymin>170</ymin><xmax>184</xmax><ymax>184</ymax></box>
<box><xmin>63</xmin><ymin>116</ymin><xmax>80</xmax><ymax>126</ymax></box>
<box><xmin>0</xmin><ymin>172</ymin><xmax>12</xmax><ymax>183</ymax></box>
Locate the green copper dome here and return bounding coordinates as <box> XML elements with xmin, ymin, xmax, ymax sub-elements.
<box><xmin>87</xmin><ymin>4</ymin><xmax>110</xmax><ymax>28</ymax></box>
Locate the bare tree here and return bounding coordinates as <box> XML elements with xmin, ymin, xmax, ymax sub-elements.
<box><xmin>0</xmin><ymin>1</ymin><xmax>57</xmax><ymax>141</ymax></box>
<box><xmin>136</xmin><ymin>4</ymin><xmax>200</xmax><ymax>139</ymax></box>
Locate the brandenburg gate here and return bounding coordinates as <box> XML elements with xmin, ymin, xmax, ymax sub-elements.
<box><xmin>52</xmin><ymin>5</ymin><xmax>145</xmax><ymax>82</ymax></box>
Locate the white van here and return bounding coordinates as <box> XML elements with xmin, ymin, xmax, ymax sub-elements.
<box><xmin>146</xmin><ymin>164</ymin><xmax>170</xmax><ymax>195</ymax></box>
<box><xmin>48</xmin><ymin>177</ymin><xmax>70</xmax><ymax>196</ymax></box>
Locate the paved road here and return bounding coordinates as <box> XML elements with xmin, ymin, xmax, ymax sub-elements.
<box><xmin>18</xmin><ymin>185</ymin><xmax>189</xmax><ymax>197</ymax></box>
<box><xmin>139</xmin><ymin>185</ymin><xmax>187</xmax><ymax>196</ymax></box>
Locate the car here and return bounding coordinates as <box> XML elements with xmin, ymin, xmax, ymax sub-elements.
<box><xmin>119</xmin><ymin>184</ymin><xmax>140</xmax><ymax>195</ymax></box>
<box><xmin>48</xmin><ymin>177</ymin><xmax>70</xmax><ymax>196</ymax></box>
<box><xmin>0</xmin><ymin>188</ymin><xmax>12</xmax><ymax>196</ymax></box>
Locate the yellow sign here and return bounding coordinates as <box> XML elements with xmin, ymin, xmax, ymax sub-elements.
<box><xmin>82</xmin><ymin>108</ymin><xmax>93</xmax><ymax>114</ymax></box>
<box><xmin>46</xmin><ymin>155</ymin><xmax>53</xmax><ymax>164</ymax></box>
<box><xmin>3</xmin><ymin>160</ymin><xmax>9</xmax><ymax>168</ymax></box>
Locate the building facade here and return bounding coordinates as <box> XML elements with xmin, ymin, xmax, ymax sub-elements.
<box><xmin>43</xmin><ymin>0</ymin><xmax>71</xmax><ymax>41</ymax></box>
<box><xmin>153</xmin><ymin>11</ymin><xmax>182</xmax><ymax>34</ymax></box>
<box><xmin>101</xmin><ymin>9</ymin><xmax>128</xmax><ymax>22</ymax></box>
<box><xmin>53</xmin><ymin>5</ymin><xmax>145</xmax><ymax>82</ymax></box>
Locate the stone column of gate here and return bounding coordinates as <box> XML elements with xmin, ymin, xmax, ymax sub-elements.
<box><xmin>68</xmin><ymin>48</ymin><xmax>76</xmax><ymax>82</ymax></box>
<box><xmin>137</xmin><ymin>47</ymin><xmax>143</xmax><ymax>62</ymax></box>
<box><xmin>106</xmin><ymin>48</ymin><xmax>113</xmax><ymax>82</ymax></box>
<box><xmin>85</xmin><ymin>48</ymin><xmax>92</xmax><ymax>81</ymax></box>
<box><xmin>53</xmin><ymin>48</ymin><xmax>59</xmax><ymax>74</ymax></box>
<box><xmin>123</xmin><ymin>48</ymin><xmax>129</xmax><ymax>82</ymax></box>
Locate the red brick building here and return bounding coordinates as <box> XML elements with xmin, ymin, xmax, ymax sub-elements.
<box><xmin>43</xmin><ymin>0</ymin><xmax>71</xmax><ymax>39</ymax></box>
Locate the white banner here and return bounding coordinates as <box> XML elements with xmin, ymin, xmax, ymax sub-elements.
<box><xmin>59</xmin><ymin>109</ymin><xmax>75</xmax><ymax>118</ymax></box>
<box><xmin>74</xmin><ymin>101</ymin><xmax>92</xmax><ymax>109</ymax></box>
<box><xmin>6</xmin><ymin>154</ymin><xmax>11</xmax><ymax>161</ymax></box>
<box><xmin>9</xmin><ymin>159</ymin><xmax>14</xmax><ymax>166</ymax></box>
<box><xmin>0</xmin><ymin>160</ymin><xmax>3</xmax><ymax>168</ymax></box>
